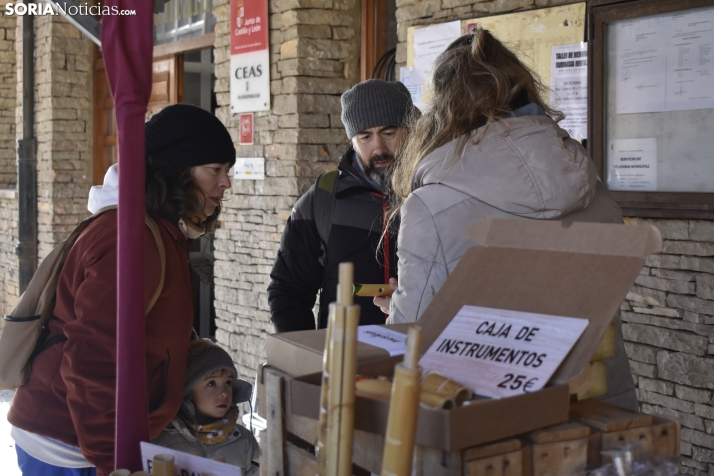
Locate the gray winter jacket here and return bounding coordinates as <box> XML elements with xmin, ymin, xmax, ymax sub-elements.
<box><xmin>151</xmin><ymin>415</ymin><xmax>260</xmax><ymax>475</ymax></box>
<box><xmin>389</xmin><ymin>110</ymin><xmax>637</xmax><ymax>409</ymax></box>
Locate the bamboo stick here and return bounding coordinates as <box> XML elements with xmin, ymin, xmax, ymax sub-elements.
<box><xmin>421</xmin><ymin>371</ymin><xmax>474</xmax><ymax>405</ymax></box>
<box><xmin>381</xmin><ymin>326</ymin><xmax>422</xmax><ymax>476</ymax></box>
<box><xmin>338</xmin><ymin>262</ymin><xmax>353</xmax><ymax>306</ymax></box>
<box><xmin>356</xmin><ymin>378</ymin><xmax>455</xmax><ymax>409</ymax></box>
<box><xmin>316</xmin><ymin>303</ymin><xmax>336</xmax><ymax>476</ymax></box>
<box><xmin>326</xmin><ymin>303</ymin><xmax>347</xmax><ymax>476</ymax></box>
<box><xmin>336</xmin><ymin>304</ymin><xmax>360</xmax><ymax>476</ymax></box>
<box><xmin>150</xmin><ymin>454</ymin><xmax>176</xmax><ymax>476</ymax></box>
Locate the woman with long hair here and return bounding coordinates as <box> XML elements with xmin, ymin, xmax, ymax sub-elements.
<box><xmin>379</xmin><ymin>29</ymin><xmax>635</xmax><ymax>409</ymax></box>
<box><xmin>8</xmin><ymin>104</ymin><xmax>236</xmax><ymax>476</ymax></box>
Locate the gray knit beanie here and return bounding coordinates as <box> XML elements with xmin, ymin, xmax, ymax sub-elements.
<box><xmin>340</xmin><ymin>79</ymin><xmax>415</xmax><ymax>139</ymax></box>
<box><xmin>180</xmin><ymin>339</ymin><xmax>252</xmax><ymax>421</ymax></box>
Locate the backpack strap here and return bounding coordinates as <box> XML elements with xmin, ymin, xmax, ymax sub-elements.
<box><xmin>144</xmin><ymin>215</ymin><xmax>166</xmax><ymax>313</ymax></box>
<box><xmin>313</xmin><ymin>170</ymin><xmax>339</xmax><ymax>267</ymax></box>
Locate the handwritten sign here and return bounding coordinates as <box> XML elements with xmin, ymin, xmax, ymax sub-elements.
<box><xmin>233</xmin><ymin>157</ymin><xmax>264</xmax><ymax>180</ymax></box>
<box><xmin>419</xmin><ymin>305</ymin><xmax>588</xmax><ymax>399</ymax></box>
<box><xmin>140</xmin><ymin>441</ymin><xmax>240</xmax><ymax>476</ymax></box>
<box><xmin>357</xmin><ymin>325</ymin><xmax>407</xmax><ymax>357</ymax></box>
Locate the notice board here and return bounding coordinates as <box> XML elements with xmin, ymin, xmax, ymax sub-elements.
<box><xmin>406</xmin><ymin>3</ymin><xmax>586</xmax><ymax>99</ymax></box>
<box><xmin>589</xmin><ymin>0</ymin><xmax>714</xmax><ymax>217</ymax></box>
<box><xmin>405</xmin><ymin>4</ymin><xmax>587</xmax><ymax>136</ymax></box>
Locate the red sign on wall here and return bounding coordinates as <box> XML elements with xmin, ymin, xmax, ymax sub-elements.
<box><xmin>239</xmin><ymin>113</ymin><xmax>254</xmax><ymax>145</ymax></box>
<box><xmin>230</xmin><ymin>0</ymin><xmax>268</xmax><ymax>55</ymax></box>
<box><xmin>230</xmin><ymin>0</ymin><xmax>270</xmax><ymax>113</ymax></box>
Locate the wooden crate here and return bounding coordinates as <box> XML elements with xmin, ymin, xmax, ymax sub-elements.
<box><xmin>524</xmin><ymin>422</ymin><xmax>590</xmax><ymax>476</ymax></box>
<box><xmin>570</xmin><ymin>399</ymin><xmax>680</xmax><ymax>469</ymax></box>
<box><xmin>261</xmin><ymin>369</ymin><xmax>680</xmax><ymax>475</ymax></box>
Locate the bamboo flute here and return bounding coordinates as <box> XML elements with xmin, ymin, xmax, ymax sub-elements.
<box><xmin>381</xmin><ymin>326</ymin><xmax>422</xmax><ymax>476</ymax></box>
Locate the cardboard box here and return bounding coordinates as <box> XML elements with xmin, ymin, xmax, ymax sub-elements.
<box><xmin>263</xmin><ymin>218</ymin><xmax>662</xmax><ymax>451</ymax></box>
<box><xmin>266</xmin><ymin>323</ymin><xmax>413</xmax><ymax>377</ymax></box>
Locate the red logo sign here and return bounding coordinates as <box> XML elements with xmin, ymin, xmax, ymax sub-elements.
<box><xmin>239</xmin><ymin>113</ymin><xmax>254</xmax><ymax>145</ymax></box>
<box><xmin>231</xmin><ymin>0</ymin><xmax>268</xmax><ymax>55</ymax></box>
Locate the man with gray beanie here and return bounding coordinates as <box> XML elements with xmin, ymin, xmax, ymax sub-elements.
<box><xmin>268</xmin><ymin>79</ymin><xmax>416</xmax><ymax>332</ymax></box>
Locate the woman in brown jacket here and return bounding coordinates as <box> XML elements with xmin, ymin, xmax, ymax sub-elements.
<box><xmin>8</xmin><ymin>104</ymin><xmax>235</xmax><ymax>476</ymax></box>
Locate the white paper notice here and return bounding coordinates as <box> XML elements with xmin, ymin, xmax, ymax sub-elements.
<box><xmin>357</xmin><ymin>325</ymin><xmax>406</xmax><ymax>357</ymax></box>
<box><xmin>413</xmin><ymin>20</ymin><xmax>461</xmax><ymax>86</ymax></box>
<box><xmin>613</xmin><ymin>7</ymin><xmax>714</xmax><ymax>114</ymax></box>
<box><xmin>234</xmin><ymin>157</ymin><xmax>265</xmax><ymax>180</ymax></box>
<box><xmin>550</xmin><ymin>43</ymin><xmax>588</xmax><ymax>139</ymax></box>
<box><xmin>141</xmin><ymin>441</ymin><xmax>241</xmax><ymax>476</ymax></box>
<box><xmin>419</xmin><ymin>305</ymin><xmax>588</xmax><ymax>399</ymax></box>
<box><xmin>400</xmin><ymin>67</ymin><xmax>424</xmax><ymax>111</ymax></box>
<box><xmin>607</xmin><ymin>138</ymin><xmax>658</xmax><ymax>191</ymax></box>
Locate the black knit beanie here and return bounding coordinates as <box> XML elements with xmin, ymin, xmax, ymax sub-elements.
<box><xmin>180</xmin><ymin>339</ymin><xmax>252</xmax><ymax>421</ymax></box>
<box><xmin>145</xmin><ymin>104</ymin><xmax>236</xmax><ymax>169</ymax></box>
<box><xmin>340</xmin><ymin>79</ymin><xmax>415</xmax><ymax>139</ymax></box>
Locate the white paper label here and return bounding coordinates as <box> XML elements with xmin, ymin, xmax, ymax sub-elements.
<box><xmin>357</xmin><ymin>325</ymin><xmax>407</xmax><ymax>357</ymax></box>
<box><xmin>419</xmin><ymin>305</ymin><xmax>588</xmax><ymax>399</ymax></box>
<box><xmin>550</xmin><ymin>43</ymin><xmax>588</xmax><ymax>139</ymax></box>
<box><xmin>141</xmin><ymin>441</ymin><xmax>241</xmax><ymax>476</ymax></box>
<box><xmin>607</xmin><ymin>138</ymin><xmax>657</xmax><ymax>191</ymax></box>
<box><xmin>234</xmin><ymin>157</ymin><xmax>265</xmax><ymax>180</ymax></box>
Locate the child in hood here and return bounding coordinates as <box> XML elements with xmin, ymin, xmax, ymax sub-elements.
<box><xmin>152</xmin><ymin>339</ymin><xmax>259</xmax><ymax>474</ymax></box>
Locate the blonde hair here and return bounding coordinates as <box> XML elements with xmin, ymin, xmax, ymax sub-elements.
<box><xmin>390</xmin><ymin>29</ymin><xmax>562</xmax><ymax>218</ymax></box>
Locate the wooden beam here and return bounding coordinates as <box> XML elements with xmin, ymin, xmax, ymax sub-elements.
<box><xmin>153</xmin><ymin>33</ymin><xmax>215</xmax><ymax>58</ymax></box>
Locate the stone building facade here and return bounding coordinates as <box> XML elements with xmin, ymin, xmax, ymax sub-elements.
<box><xmin>211</xmin><ymin>0</ymin><xmax>361</xmax><ymax>379</ymax></box>
<box><xmin>0</xmin><ymin>0</ymin><xmax>711</xmax><ymax>473</ymax></box>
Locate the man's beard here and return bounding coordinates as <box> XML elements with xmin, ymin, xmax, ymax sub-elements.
<box><xmin>360</xmin><ymin>153</ymin><xmax>395</xmax><ymax>188</ymax></box>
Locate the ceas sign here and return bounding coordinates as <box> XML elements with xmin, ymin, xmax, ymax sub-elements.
<box><xmin>419</xmin><ymin>305</ymin><xmax>588</xmax><ymax>399</ymax></box>
<box><xmin>230</xmin><ymin>0</ymin><xmax>269</xmax><ymax>113</ymax></box>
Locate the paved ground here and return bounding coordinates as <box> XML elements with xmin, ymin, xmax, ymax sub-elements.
<box><xmin>0</xmin><ymin>390</ymin><xmax>21</xmax><ymax>476</ymax></box>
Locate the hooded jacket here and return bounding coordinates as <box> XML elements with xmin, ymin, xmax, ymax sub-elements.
<box><xmin>151</xmin><ymin>411</ymin><xmax>259</xmax><ymax>475</ymax></box>
<box><xmin>8</xmin><ymin>165</ymin><xmax>195</xmax><ymax>475</ymax></box>
<box><xmin>268</xmin><ymin>145</ymin><xmax>398</xmax><ymax>332</ymax></box>
<box><xmin>388</xmin><ymin>109</ymin><xmax>636</xmax><ymax>409</ymax></box>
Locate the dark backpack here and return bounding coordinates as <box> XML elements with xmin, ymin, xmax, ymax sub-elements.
<box><xmin>312</xmin><ymin>170</ymin><xmax>339</xmax><ymax>267</ymax></box>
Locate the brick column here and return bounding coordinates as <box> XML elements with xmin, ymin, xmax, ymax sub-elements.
<box><xmin>212</xmin><ymin>0</ymin><xmax>360</xmax><ymax>380</ymax></box>
<box><xmin>29</xmin><ymin>15</ymin><xmax>93</xmax><ymax>260</ymax></box>
<box><xmin>0</xmin><ymin>11</ymin><xmax>16</xmax><ymax>190</ymax></box>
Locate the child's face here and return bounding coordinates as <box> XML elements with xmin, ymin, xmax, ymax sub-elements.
<box><xmin>191</xmin><ymin>368</ymin><xmax>234</xmax><ymax>421</ymax></box>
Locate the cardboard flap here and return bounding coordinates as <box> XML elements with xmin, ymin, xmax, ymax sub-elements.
<box><xmin>463</xmin><ymin>219</ymin><xmax>662</xmax><ymax>257</ymax></box>
<box><xmin>419</xmin><ymin>219</ymin><xmax>662</xmax><ymax>385</ymax></box>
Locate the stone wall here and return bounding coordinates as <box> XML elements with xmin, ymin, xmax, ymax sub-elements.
<box><xmin>23</xmin><ymin>15</ymin><xmax>93</xmax><ymax>260</ymax></box>
<box><xmin>212</xmin><ymin>0</ymin><xmax>360</xmax><ymax>380</ymax></box>
<box><xmin>623</xmin><ymin>218</ymin><xmax>714</xmax><ymax>475</ymax></box>
<box><xmin>0</xmin><ymin>190</ymin><xmax>18</xmax><ymax>315</ymax></box>
<box><xmin>0</xmin><ymin>11</ymin><xmax>16</xmax><ymax>189</ymax></box>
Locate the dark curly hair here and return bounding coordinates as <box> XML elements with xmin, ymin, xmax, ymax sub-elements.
<box><xmin>145</xmin><ymin>159</ymin><xmax>221</xmax><ymax>233</ymax></box>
